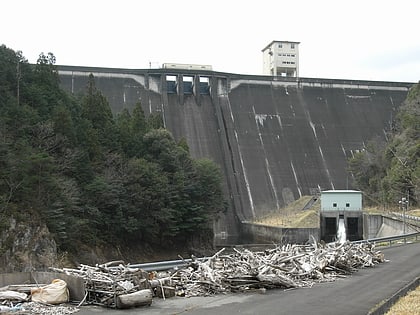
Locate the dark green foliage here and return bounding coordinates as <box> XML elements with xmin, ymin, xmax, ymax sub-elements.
<box><xmin>23</xmin><ymin>53</ymin><xmax>65</xmax><ymax>120</ymax></box>
<box><xmin>80</xmin><ymin>74</ymin><xmax>118</xmax><ymax>160</ymax></box>
<box><xmin>349</xmin><ymin>83</ymin><xmax>420</xmax><ymax>207</ymax></box>
<box><xmin>122</xmin><ymin>158</ymin><xmax>175</xmax><ymax>243</ymax></box>
<box><xmin>115</xmin><ymin>102</ymin><xmax>148</xmax><ymax>157</ymax></box>
<box><xmin>0</xmin><ymin>45</ymin><xmax>21</xmax><ymax>106</ymax></box>
<box><xmin>0</xmin><ymin>45</ymin><xmax>225</xmax><ymax>254</ymax></box>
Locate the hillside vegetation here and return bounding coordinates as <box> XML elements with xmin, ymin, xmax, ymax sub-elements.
<box><xmin>349</xmin><ymin>83</ymin><xmax>420</xmax><ymax>208</ymax></box>
<box><xmin>0</xmin><ymin>45</ymin><xmax>226</xmax><ymax>267</ymax></box>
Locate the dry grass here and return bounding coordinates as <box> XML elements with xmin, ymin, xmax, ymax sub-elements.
<box><xmin>362</xmin><ymin>207</ymin><xmax>420</xmax><ymax>217</ymax></box>
<box><xmin>408</xmin><ymin>209</ymin><xmax>420</xmax><ymax>217</ymax></box>
<box><xmin>253</xmin><ymin>196</ymin><xmax>320</xmax><ymax>228</ymax></box>
<box><xmin>384</xmin><ymin>284</ymin><xmax>420</xmax><ymax>315</ymax></box>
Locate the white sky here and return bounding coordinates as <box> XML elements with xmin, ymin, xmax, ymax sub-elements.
<box><xmin>2</xmin><ymin>0</ymin><xmax>419</xmax><ymax>82</ymax></box>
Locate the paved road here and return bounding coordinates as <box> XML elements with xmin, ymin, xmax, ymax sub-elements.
<box><xmin>78</xmin><ymin>242</ymin><xmax>420</xmax><ymax>315</ymax></box>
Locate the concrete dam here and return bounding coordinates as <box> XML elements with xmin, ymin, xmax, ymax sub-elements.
<box><xmin>58</xmin><ymin>66</ymin><xmax>412</xmax><ymax>244</ymax></box>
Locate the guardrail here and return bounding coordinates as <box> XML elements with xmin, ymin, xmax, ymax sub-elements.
<box><xmin>392</xmin><ymin>212</ymin><xmax>420</xmax><ymax>222</ymax></box>
<box><xmin>128</xmin><ymin>257</ymin><xmax>207</xmax><ymax>272</ymax></box>
<box><xmin>353</xmin><ymin>231</ymin><xmax>420</xmax><ymax>247</ymax></box>
<box><xmin>126</xmin><ymin>232</ymin><xmax>420</xmax><ymax>272</ymax></box>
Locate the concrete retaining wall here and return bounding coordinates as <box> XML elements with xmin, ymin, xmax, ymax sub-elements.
<box><xmin>0</xmin><ymin>272</ymin><xmax>85</xmax><ymax>301</ymax></box>
<box><xmin>364</xmin><ymin>214</ymin><xmax>383</xmax><ymax>239</ymax></box>
<box><xmin>376</xmin><ymin>216</ymin><xmax>418</xmax><ymax>237</ymax></box>
<box><xmin>241</xmin><ymin>222</ymin><xmax>319</xmax><ymax>244</ymax></box>
<box><xmin>363</xmin><ymin>214</ymin><xmax>418</xmax><ymax>239</ymax></box>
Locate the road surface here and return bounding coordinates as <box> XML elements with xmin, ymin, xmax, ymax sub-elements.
<box><xmin>78</xmin><ymin>242</ymin><xmax>420</xmax><ymax>315</ymax></box>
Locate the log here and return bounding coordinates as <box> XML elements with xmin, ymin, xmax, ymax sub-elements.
<box><xmin>155</xmin><ymin>286</ymin><xmax>176</xmax><ymax>298</ymax></box>
<box><xmin>115</xmin><ymin>289</ymin><xmax>153</xmax><ymax>309</ymax></box>
<box><xmin>256</xmin><ymin>273</ymin><xmax>297</xmax><ymax>288</ymax></box>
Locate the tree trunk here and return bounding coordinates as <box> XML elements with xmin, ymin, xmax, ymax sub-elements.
<box><xmin>115</xmin><ymin>289</ymin><xmax>153</xmax><ymax>309</ymax></box>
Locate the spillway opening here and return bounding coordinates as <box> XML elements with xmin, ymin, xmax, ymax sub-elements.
<box><xmin>347</xmin><ymin>217</ymin><xmax>359</xmax><ymax>241</ymax></box>
<box><xmin>183</xmin><ymin>76</ymin><xmax>194</xmax><ymax>94</ymax></box>
<box><xmin>324</xmin><ymin>217</ymin><xmax>337</xmax><ymax>242</ymax></box>
<box><xmin>199</xmin><ymin>76</ymin><xmax>210</xmax><ymax>94</ymax></box>
<box><xmin>166</xmin><ymin>75</ymin><xmax>177</xmax><ymax>94</ymax></box>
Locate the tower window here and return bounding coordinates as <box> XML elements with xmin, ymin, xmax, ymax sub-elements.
<box><xmin>333</xmin><ymin>203</ymin><xmax>337</xmax><ymax>207</ymax></box>
<box><xmin>346</xmin><ymin>203</ymin><xmax>350</xmax><ymax>207</ymax></box>
<box><xmin>291</xmin><ymin>43</ymin><xmax>295</xmax><ymax>49</ymax></box>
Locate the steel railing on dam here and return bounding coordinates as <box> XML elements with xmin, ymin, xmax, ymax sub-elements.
<box><xmin>127</xmin><ymin>232</ymin><xmax>420</xmax><ymax>272</ymax></box>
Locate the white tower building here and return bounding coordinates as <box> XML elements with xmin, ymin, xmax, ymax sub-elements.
<box><xmin>262</xmin><ymin>40</ymin><xmax>300</xmax><ymax>77</ymax></box>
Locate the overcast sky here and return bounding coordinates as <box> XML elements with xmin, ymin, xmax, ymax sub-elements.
<box><xmin>2</xmin><ymin>0</ymin><xmax>419</xmax><ymax>82</ymax></box>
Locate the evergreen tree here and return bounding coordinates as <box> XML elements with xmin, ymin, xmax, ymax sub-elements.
<box><xmin>0</xmin><ymin>46</ymin><xmax>227</xmax><ymax>258</ymax></box>
<box><xmin>23</xmin><ymin>52</ymin><xmax>63</xmax><ymax>119</ymax></box>
<box><xmin>81</xmin><ymin>74</ymin><xmax>116</xmax><ymax>154</ymax></box>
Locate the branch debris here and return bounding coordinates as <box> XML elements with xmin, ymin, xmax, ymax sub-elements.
<box><xmin>51</xmin><ymin>240</ymin><xmax>385</xmax><ymax>302</ymax></box>
<box><xmin>0</xmin><ymin>241</ymin><xmax>386</xmax><ymax>312</ymax></box>
<box><xmin>167</xmin><ymin>241</ymin><xmax>385</xmax><ymax>296</ymax></box>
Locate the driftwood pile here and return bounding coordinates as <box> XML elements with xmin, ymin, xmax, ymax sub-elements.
<box><xmin>167</xmin><ymin>240</ymin><xmax>385</xmax><ymax>297</ymax></box>
<box><xmin>49</xmin><ymin>240</ymin><xmax>385</xmax><ymax>307</ymax></box>
<box><xmin>50</xmin><ymin>261</ymin><xmax>152</xmax><ymax>309</ymax></box>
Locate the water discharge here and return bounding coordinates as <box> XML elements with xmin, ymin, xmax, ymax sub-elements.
<box><xmin>337</xmin><ymin>218</ymin><xmax>347</xmax><ymax>243</ymax></box>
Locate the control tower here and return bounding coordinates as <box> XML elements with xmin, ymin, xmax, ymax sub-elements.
<box><xmin>320</xmin><ymin>190</ymin><xmax>364</xmax><ymax>242</ymax></box>
<box><xmin>262</xmin><ymin>40</ymin><xmax>300</xmax><ymax>77</ymax></box>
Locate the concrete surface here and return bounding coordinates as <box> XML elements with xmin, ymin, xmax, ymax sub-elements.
<box><xmin>0</xmin><ymin>272</ymin><xmax>85</xmax><ymax>301</ymax></box>
<box><xmin>241</xmin><ymin>222</ymin><xmax>319</xmax><ymax>243</ymax></box>
<box><xmin>58</xmin><ymin>66</ymin><xmax>412</xmax><ymax>244</ymax></box>
<box><xmin>77</xmin><ymin>241</ymin><xmax>420</xmax><ymax>315</ymax></box>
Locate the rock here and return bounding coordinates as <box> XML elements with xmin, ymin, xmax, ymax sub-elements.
<box><xmin>0</xmin><ymin>216</ymin><xmax>57</xmax><ymax>272</ymax></box>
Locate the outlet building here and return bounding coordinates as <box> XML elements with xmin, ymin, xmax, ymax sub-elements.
<box><xmin>262</xmin><ymin>40</ymin><xmax>300</xmax><ymax>77</ymax></box>
<box><xmin>320</xmin><ymin>190</ymin><xmax>364</xmax><ymax>242</ymax></box>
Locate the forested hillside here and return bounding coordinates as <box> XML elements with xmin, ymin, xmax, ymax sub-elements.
<box><xmin>0</xmin><ymin>45</ymin><xmax>226</xmax><ymax>267</ymax></box>
<box><xmin>349</xmin><ymin>83</ymin><xmax>420</xmax><ymax>207</ymax></box>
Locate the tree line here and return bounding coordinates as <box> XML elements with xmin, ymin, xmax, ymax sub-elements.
<box><xmin>348</xmin><ymin>83</ymin><xmax>420</xmax><ymax>208</ymax></box>
<box><xmin>0</xmin><ymin>45</ymin><xmax>226</xmax><ymax>253</ymax></box>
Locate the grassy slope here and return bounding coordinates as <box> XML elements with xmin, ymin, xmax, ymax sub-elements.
<box><xmin>385</xmin><ymin>285</ymin><xmax>420</xmax><ymax>315</ymax></box>
<box><xmin>253</xmin><ymin>196</ymin><xmax>320</xmax><ymax>228</ymax></box>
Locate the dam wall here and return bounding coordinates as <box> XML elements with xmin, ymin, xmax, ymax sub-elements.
<box><xmin>241</xmin><ymin>222</ymin><xmax>319</xmax><ymax>244</ymax></box>
<box><xmin>58</xmin><ymin>66</ymin><xmax>412</xmax><ymax>244</ymax></box>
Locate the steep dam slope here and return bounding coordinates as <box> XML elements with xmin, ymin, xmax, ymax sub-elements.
<box><xmin>58</xmin><ymin>66</ymin><xmax>411</xmax><ymax>244</ymax></box>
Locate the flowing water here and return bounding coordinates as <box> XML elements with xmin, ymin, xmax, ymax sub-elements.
<box><xmin>337</xmin><ymin>218</ymin><xmax>347</xmax><ymax>243</ymax></box>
